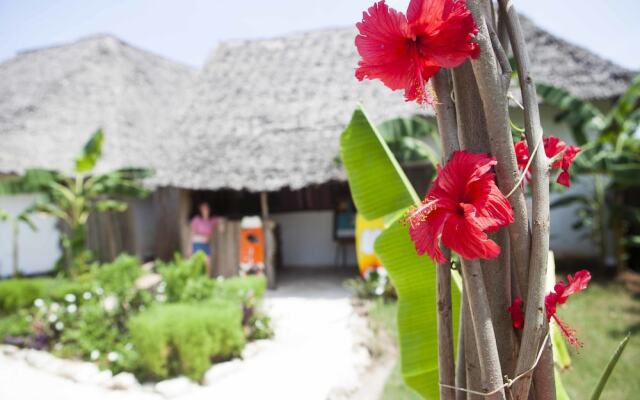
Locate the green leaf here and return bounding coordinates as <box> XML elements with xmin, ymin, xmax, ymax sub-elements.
<box><xmin>589</xmin><ymin>333</ymin><xmax>631</xmax><ymax>400</ymax></box>
<box><xmin>0</xmin><ymin>169</ymin><xmax>59</xmax><ymax>195</ymax></box>
<box><xmin>551</xmin><ymin>322</ymin><xmax>572</xmax><ymax>369</ymax></box>
<box><xmin>375</xmin><ymin>218</ymin><xmax>460</xmax><ymax>399</ymax></box>
<box><xmin>17</xmin><ymin>212</ymin><xmax>37</xmax><ymax>231</ymax></box>
<box><xmin>0</xmin><ymin>209</ymin><xmax>8</xmax><ymax>221</ymax></box>
<box><xmin>555</xmin><ymin>367</ymin><xmax>572</xmax><ymax>400</ymax></box>
<box><xmin>536</xmin><ymin>83</ymin><xmax>605</xmax><ymax>145</ymax></box>
<box><xmin>340</xmin><ymin>106</ymin><xmax>420</xmax><ymax>220</ymax></box>
<box><xmin>340</xmin><ymin>106</ymin><xmax>459</xmax><ymax>399</ymax></box>
<box><xmin>75</xmin><ymin>129</ymin><xmax>104</xmax><ymax>173</ymax></box>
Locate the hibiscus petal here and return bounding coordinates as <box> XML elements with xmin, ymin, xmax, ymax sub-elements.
<box><xmin>508</xmin><ymin>297</ymin><xmax>525</xmax><ymax>329</ymax></box>
<box><xmin>558</xmin><ymin>269</ymin><xmax>591</xmax><ymax>303</ymax></box>
<box><xmin>408</xmin><ymin>206</ymin><xmax>451</xmax><ymax>263</ymax></box>
<box><xmin>441</xmin><ymin>208</ymin><xmax>501</xmax><ymax>261</ymax></box>
<box><xmin>355</xmin><ymin>1</ymin><xmax>413</xmax><ymax>91</ymax></box>
<box><xmin>433</xmin><ymin>151</ymin><xmax>497</xmax><ymax>200</ymax></box>
<box><xmin>472</xmin><ymin>182</ymin><xmax>514</xmax><ymax>232</ymax></box>
<box><xmin>414</xmin><ymin>0</ymin><xmax>480</xmax><ymax>68</ymax></box>
<box><xmin>556</xmin><ymin>171</ymin><xmax>571</xmax><ymax>187</ymax></box>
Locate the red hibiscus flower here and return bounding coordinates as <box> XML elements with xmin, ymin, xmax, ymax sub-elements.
<box><xmin>507</xmin><ymin>296</ymin><xmax>524</xmax><ymax>329</ymax></box>
<box><xmin>407</xmin><ymin>151</ymin><xmax>514</xmax><ymax>263</ymax></box>
<box><xmin>355</xmin><ymin>0</ymin><xmax>480</xmax><ymax>104</ymax></box>
<box><xmin>509</xmin><ymin>270</ymin><xmax>591</xmax><ymax>347</ymax></box>
<box><xmin>545</xmin><ymin>270</ymin><xmax>591</xmax><ymax>347</ymax></box>
<box><xmin>513</xmin><ymin>136</ymin><xmax>581</xmax><ymax>187</ymax></box>
<box><xmin>556</xmin><ymin>145</ymin><xmax>581</xmax><ymax>187</ymax></box>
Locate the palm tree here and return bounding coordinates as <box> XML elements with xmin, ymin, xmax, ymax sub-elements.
<box><xmin>0</xmin><ymin>130</ymin><xmax>151</xmax><ymax>276</ymax></box>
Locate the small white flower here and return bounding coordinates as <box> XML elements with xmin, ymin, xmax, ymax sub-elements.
<box><xmin>107</xmin><ymin>352</ymin><xmax>119</xmax><ymax>362</ymax></box>
<box><xmin>216</xmin><ymin>276</ymin><xmax>225</xmax><ymax>282</ymax></box>
<box><xmin>90</xmin><ymin>350</ymin><xmax>100</xmax><ymax>360</ymax></box>
<box><xmin>157</xmin><ymin>282</ymin><xmax>166</xmax><ymax>293</ymax></box>
<box><xmin>102</xmin><ymin>295</ymin><xmax>118</xmax><ymax>312</ymax></box>
<box><xmin>64</xmin><ymin>294</ymin><xmax>76</xmax><ymax>303</ymax></box>
<box><xmin>55</xmin><ymin>321</ymin><xmax>64</xmax><ymax>330</ymax></box>
<box><xmin>95</xmin><ymin>287</ymin><xmax>104</xmax><ymax>295</ymax></box>
<box><xmin>67</xmin><ymin>304</ymin><xmax>77</xmax><ymax>314</ymax></box>
<box><xmin>124</xmin><ymin>342</ymin><xmax>133</xmax><ymax>351</ymax></box>
<box><xmin>50</xmin><ymin>302</ymin><xmax>60</xmax><ymax>312</ymax></box>
<box><xmin>83</xmin><ymin>291</ymin><xmax>92</xmax><ymax>300</ymax></box>
<box><xmin>48</xmin><ymin>314</ymin><xmax>58</xmax><ymax>323</ymax></box>
<box><xmin>34</xmin><ymin>298</ymin><xmax>45</xmax><ymax>308</ymax></box>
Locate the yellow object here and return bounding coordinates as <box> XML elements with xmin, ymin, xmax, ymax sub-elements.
<box><xmin>355</xmin><ymin>213</ymin><xmax>385</xmax><ymax>275</ymax></box>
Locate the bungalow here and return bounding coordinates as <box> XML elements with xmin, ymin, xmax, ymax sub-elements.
<box><xmin>0</xmin><ymin>17</ymin><xmax>635</xmax><ymax>281</ymax></box>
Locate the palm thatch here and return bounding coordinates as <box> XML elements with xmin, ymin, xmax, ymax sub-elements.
<box><xmin>152</xmin><ymin>18</ymin><xmax>635</xmax><ymax>192</ymax></box>
<box><xmin>0</xmin><ymin>18</ymin><xmax>635</xmax><ymax>193</ymax></box>
<box><xmin>0</xmin><ymin>34</ymin><xmax>195</xmax><ymax>175</ymax></box>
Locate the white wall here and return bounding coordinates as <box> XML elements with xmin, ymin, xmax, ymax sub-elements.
<box><xmin>271</xmin><ymin>210</ymin><xmax>356</xmax><ymax>267</ymax></box>
<box><xmin>0</xmin><ymin>195</ymin><xmax>60</xmax><ymax>277</ymax></box>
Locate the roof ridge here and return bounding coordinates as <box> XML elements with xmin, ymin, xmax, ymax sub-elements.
<box><xmin>13</xmin><ymin>33</ymin><xmax>195</xmax><ymax>71</ymax></box>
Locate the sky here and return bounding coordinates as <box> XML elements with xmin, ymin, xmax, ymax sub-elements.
<box><xmin>0</xmin><ymin>0</ymin><xmax>639</xmax><ymax>70</ymax></box>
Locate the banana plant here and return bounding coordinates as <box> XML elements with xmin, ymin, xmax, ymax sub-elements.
<box><xmin>340</xmin><ymin>106</ymin><xmax>460</xmax><ymax>399</ymax></box>
<box><xmin>377</xmin><ymin>115</ymin><xmax>441</xmax><ymax>166</ymax></box>
<box><xmin>539</xmin><ymin>75</ymin><xmax>640</xmax><ymax>270</ymax></box>
<box><xmin>0</xmin><ymin>130</ymin><xmax>151</xmax><ymax>276</ymax></box>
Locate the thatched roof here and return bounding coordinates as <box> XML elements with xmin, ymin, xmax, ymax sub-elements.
<box><xmin>0</xmin><ymin>17</ymin><xmax>634</xmax><ymax>193</ymax></box>
<box><xmin>153</xmin><ymin>17</ymin><xmax>635</xmax><ymax>192</ymax></box>
<box><xmin>0</xmin><ymin>34</ymin><xmax>195</xmax><ymax>175</ymax></box>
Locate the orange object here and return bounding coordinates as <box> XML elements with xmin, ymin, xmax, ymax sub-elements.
<box><xmin>239</xmin><ymin>217</ymin><xmax>265</xmax><ymax>275</ymax></box>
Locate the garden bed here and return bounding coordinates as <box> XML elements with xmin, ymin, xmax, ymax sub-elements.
<box><xmin>0</xmin><ymin>253</ymin><xmax>272</xmax><ymax>383</ymax></box>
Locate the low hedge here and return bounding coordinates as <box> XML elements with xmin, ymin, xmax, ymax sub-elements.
<box><xmin>128</xmin><ymin>300</ymin><xmax>245</xmax><ymax>381</ymax></box>
<box><xmin>0</xmin><ymin>278</ymin><xmax>90</xmax><ymax>314</ymax></box>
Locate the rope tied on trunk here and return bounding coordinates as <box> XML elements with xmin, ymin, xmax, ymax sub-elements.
<box><xmin>439</xmin><ymin>333</ymin><xmax>550</xmax><ymax>397</ymax></box>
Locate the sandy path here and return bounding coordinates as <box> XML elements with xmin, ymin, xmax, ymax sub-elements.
<box><xmin>0</xmin><ymin>269</ymin><xmax>371</xmax><ymax>400</ymax></box>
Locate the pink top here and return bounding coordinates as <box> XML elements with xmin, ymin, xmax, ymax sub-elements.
<box><xmin>191</xmin><ymin>216</ymin><xmax>220</xmax><ymax>237</ymax></box>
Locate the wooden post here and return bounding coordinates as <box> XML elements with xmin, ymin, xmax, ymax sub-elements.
<box><xmin>260</xmin><ymin>192</ymin><xmax>277</xmax><ymax>289</ymax></box>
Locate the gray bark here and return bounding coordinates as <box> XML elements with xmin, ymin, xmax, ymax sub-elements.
<box><xmin>496</xmin><ymin>1</ymin><xmax>554</xmax><ymax>399</ymax></box>
<box><xmin>465</xmin><ymin>0</ymin><xmax>531</xmax><ymax>299</ymax></box>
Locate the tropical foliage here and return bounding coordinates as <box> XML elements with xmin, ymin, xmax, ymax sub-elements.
<box><xmin>340</xmin><ymin>106</ymin><xmax>460</xmax><ymax>399</ymax></box>
<box><xmin>539</xmin><ymin>75</ymin><xmax>640</xmax><ymax>269</ymax></box>
<box><xmin>0</xmin><ymin>130</ymin><xmax>151</xmax><ymax>276</ymax></box>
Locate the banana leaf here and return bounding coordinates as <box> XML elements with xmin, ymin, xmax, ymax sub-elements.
<box><xmin>340</xmin><ymin>106</ymin><xmax>460</xmax><ymax>399</ymax></box>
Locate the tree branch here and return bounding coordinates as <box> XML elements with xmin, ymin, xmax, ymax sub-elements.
<box><xmin>461</xmin><ymin>259</ymin><xmax>506</xmax><ymax>400</ymax></box>
<box><xmin>452</xmin><ymin>62</ymin><xmax>518</xmax><ymax>377</ymax></box>
<box><xmin>465</xmin><ymin>0</ymin><xmax>531</xmax><ymax>299</ymax></box>
<box><xmin>431</xmin><ymin>69</ymin><xmax>459</xmax><ymax>400</ymax></box>
<box><xmin>496</xmin><ymin>1</ymin><xmax>554</xmax><ymax>399</ymax></box>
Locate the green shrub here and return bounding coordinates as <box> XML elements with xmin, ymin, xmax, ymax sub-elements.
<box><xmin>158</xmin><ymin>253</ymin><xmax>208</xmax><ymax>302</ymax></box>
<box><xmin>128</xmin><ymin>301</ymin><xmax>245</xmax><ymax>381</ymax></box>
<box><xmin>0</xmin><ymin>278</ymin><xmax>89</xmax><ymax>314</ymax></box>
<box><xmin>91</xmin><ymin>254</ymin><xmax>142</xmax><ymax>296</ymax></box>
<box><xmin>0</xmin><ymin>312</ymin><xmax>31</xmax><ymax>337</ymax></box>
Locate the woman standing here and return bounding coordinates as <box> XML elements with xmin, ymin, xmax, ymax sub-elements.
<box><xmin>190</xmin><ymin>202</ymin><xmax>221</xmax><ymax>275</ymax></box>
